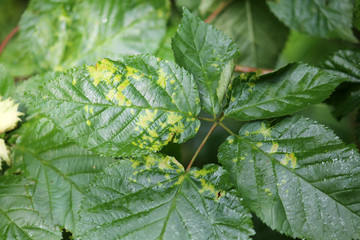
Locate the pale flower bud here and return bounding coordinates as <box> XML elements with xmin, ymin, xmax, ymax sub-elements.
<box><xmin>0</xmin><ymin>96</ymin><xmax>23</xmax><ymax>134</ymax></box>
<box><xmin>0</xmin><ymin>138</ymin><xmax>10</xmax><ymax>170</ymax></box>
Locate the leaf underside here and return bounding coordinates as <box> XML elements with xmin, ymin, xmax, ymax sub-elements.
<box><xmin>218</xmin><ymin>116</ymin><xmax>360</xmax><ymax>240</ymax></box>
<box><xmin>24</xmin><ymin>55</ymin><xmax>201</xmax><ymax>157</ymax></box>
<box><xmin>78</xmin><ymin>154</ymin><xmax>254</xmax><ymax>240</ymax></box>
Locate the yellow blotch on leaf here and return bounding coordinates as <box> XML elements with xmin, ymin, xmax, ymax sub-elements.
<box><xmin>280</xmin><ymin>153</ymin><xmax>297</xmax><ymax>169</ymax></box>
<box><xmin>193</xmin><ymin>168</ymin><xmax>215</xmax><ymax>178</ymax></box>
<box><xmin>157</xmin><ymin>68</ymin><xmax>167</xmax><ymax>88</ymax></box>
<box><xmin>136</xmin><ymin>110</ymin><xmax>158</xmax><ymax>129</ymax></box>
<box><xmin>106</xmin><ymin>89</ymin><xmax>116</xmax><ymax>101</ymax></box>
<box><xmin>87</xmin><ymin>59</ymin><xmax>117</xmax><ymax>86</ymax></box>
<box><xmin>199</xmin><ymin>179</ymin><xmax>216</xmax><ymax>195</ymax></box>
<box><xmin>125</xmin><ymin>66</ymin><xmax>138</xmax><ymax>79</ymax></box>
<box><xmin>86</xmin><ymin>120</ymin><xmax>91</xmax><ymax>126</ymax></box>
<box><xmin>270</xmin><ymin>142</ymin><xmax>279</xmax><ymax>153</ymax></box>
<box><xmin>167</xmin><ymin>112</ymin><xmax>182</xmax><ymax>125</ymax></box>
<box><xmin>253</xmin><ymin>123</ymin><xmax>272</xmax><ymax>140</ymax></box>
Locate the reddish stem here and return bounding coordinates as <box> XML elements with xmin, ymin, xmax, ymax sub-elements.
<box><xmin>205</xmin><ymin>0</ymin><xmax>233</xmax><ymax>23</ymax></box>
<box><xmin>0</xmin><ymin>26</ymin><xmax>19</xmax><ymax>55</ymax></box>
<box><xmin>235</xmin><ymin>65</ymin><xmax>273</xmax><ymax>74</ymax></box>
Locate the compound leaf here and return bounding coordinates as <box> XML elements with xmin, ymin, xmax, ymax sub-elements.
<box><xmin>77</xmin><ymin>154</ymin><xmax>254</xmax><ymax>239</ymax></box>
<box><xmin>11</xmin><ymin>117</ymin><xmax>114</xmax><ymax>236</ymax></box>
<box><xmin>172</xmin><ymin>8</ymin><xmax>239</xmax><ymax>116</ymax></box>
<box><xmin>224</xmin><ymin>63</ymin><xmax>344</xmax><ymax>121</ymax></box>
<box><xmin>267</xmin><ymin>0</ymin><xmax>357</xmax><ymax>42</ymax></box>
<box><xmin>0</xmin><ymin>176</ymin><xmax>61</xmax><ymax>239</ymax></box>
<box><xmin>24</xmin><ymin>55</ymin><xmax>201</xmax><ymax>157</ymax></box>
<box><xmin>218</xmin><ymin>116</ymin><xmax>360</xmax><ymax>240</ymax></box>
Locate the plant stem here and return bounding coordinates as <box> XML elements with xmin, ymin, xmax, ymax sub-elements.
<box><xmin>0</xmin><ymin>26</ymin><xmax>19</xmax><ymax>55</ymax></box>
<box><xmin>219</xmin><ymin>122</ymin><xmax>236</xmax><ymax>136</ymax></box>
<box><xmin>196</xmin><ymin>116</ymin><xmax>214</xmax><ymax>122</ymax></box>
<box><xmin>205</xmin><ymin>0</ymin><xmax>233</xmax><ymax>23</ymax></box>
<box><xmin>235</xmin><ymin>65</ymin><xmax>273</xmax><ymax>74</ymax></box>
<box><xmin>186</xmin><ymin>122</ymin><xmax>218</xmax><ymax>171</ymax></box>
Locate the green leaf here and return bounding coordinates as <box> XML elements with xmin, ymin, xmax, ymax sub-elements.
<box><xmin>218</xmin><ymin>116</ymin><xmax>360</xmax><ymax>240</ymax></box>
<box><xmin>78</xmin><ymin>154</ymin><xmax>254</xmax><ymax>239</ymax></box>
<box><xmin>2</xmin><ymin>0</ymin><xmax>169</xmax><ymax>73</ymax></box>
<box><xmin>11</xmin><ymin>116</ymin><xmax>114</xmax><ymax>236</ymax></box>
<box><xmin>175</xmin><ymin>0</ymin><xmax>221</xmax><ymax>19</ymax></box>
<box><xmin>0</xmin><ymin>64</ymin><xmax>15</xmax><ymax>97</ymax></box>
<box><xmin>323</xmin><ymin>49</ymin><xmax>360</xmax><ymax>83</ymax></box>
<box><xmin>212</xmin><ymin>0</ymin><xmax>289</xmax><ymax>69</ymax></box>
<box><xmin>267</xmin><ymin>0</ymin><xmax>357</xmax><ymax>42</ymax></box>
<box><xmin>224</xmin><ymin>63</ymin><xmax>344</xmax><ymax>121</ymax></box>
<box><xmin>354</xmin><ymin>0</ymin><xmax>360</xmax><ymax>32</ymax></box>
<box><xmin>0</xmin><ymin>176</ymin><xmax>61</xmax><ymax>239</ymax></box>
<box><xmin>24</xmin><ymin>55</ymin><xmax>201</xmax><ymax>157</ymax></box>
<box><xmin>172</xmin><ymin>8</ymin><xmax>239</xmax><ymax>116</ymax></box>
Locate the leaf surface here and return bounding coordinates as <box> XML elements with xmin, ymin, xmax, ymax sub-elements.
<box><xmin>0</xmin><ymin>176</ymin><xmax>61</xmax><ymax>239</ymax></box>
<box><xmin>78</xmin><ymin>154</ymin><xmax>254</xmax><ymax>239</ymax></box>
<box><xmin>212</xmin><ymin>0</ymin><xmax>288</xmax><ymax>68</ymax></box>
<box><xmin>267</xmin><ymin>0</ymin><xmax>357</xmax><ymax>42</ymax></box>
<box><xmin>218</xmin><ymin>116</ymin><xmax>360</xmax><ymax>240</ymax></box>
<box><xmin>0</xmin><ymin>64</ymin><xmax>14</xmax><ymax>97</ymax></box>
<box><xmin>224</xmin><ymin>63</ymin><xmax>344</xmax><ymax>121</ymax></box>
<box><xmin>24</xmin><ymin>55</ymin><xmax>201</xmax><ymax>157</ymax></box>
<box><xmin>11</xmin><ymin>117</ymin><xmax>114</xmax><ymax>236</ymax></box>
<box><xmin>172</xmin><ymin>8</ymin><xmax>239</xmax><ymax>116</ymax></box>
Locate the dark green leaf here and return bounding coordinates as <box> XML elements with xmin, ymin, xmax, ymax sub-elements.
<box><xmin>267</xmin><ymin>0</ymin><xmax>357</xmax><ymax>42</ymax></box>
<box><xmin>218</xmin><ymin>116</ymin><xmax>360</xmax><ymax>240</ymax></box>
<box><xmin>224</xmin><ymin>63</ymin><xmax>344</xmax><ymax>121</ymax></box>
<box><xmin>24</xmin><ymin>55</ymin><xmax>201</xmax><ymax>157</ymax></box>
<box><xmin>172</xmin><ymin>8</ymin><xmax>239</xmax><ymax>116</ymax></box>
<box><xmin>11</xmin><ymin>117</ymin><xmax>114</xmax><ymax>236</ymax></box>
<box><xmin>78</xmin><ymin>154</ymin><xmax>254</xmax><ymax>239</ymax></box>
<box><xmin>212</xmin><ymin>0</ymin><xmax>289</xmax><ymax>69</ymax></box>
<box><xmin>0</xmin><ymin>64</ymin><xmax>15</xmax><ymax>97</ymax></box>
<box><xmin>0</xmin><ymin>176</ymin><xmax>61</xmax><ymax>239</ymax></box>
<box><xmin>354</xmin><ymin>0</ymin><xmax>360</xmax><ymax>32</ymax></box>
<box><xmin>323</xmin><ymin>49</ymin><xmax>360</xmax><ymax>83</ymax></box>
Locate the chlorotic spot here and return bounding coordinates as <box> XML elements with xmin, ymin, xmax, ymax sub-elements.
<box><xmin>87</xmin><ymin>59</ymin><xmax>117</xmax><ymax>86</ymax></box>
<box><xmin>157</xmin><ymin>68</ymin><xmax>167</xmax><ymax>88</ymax></box>
<box><xmin>227</xmin><ymin>137</ymin><xmax>234</xmax><ymax>144</ymax></box>
<box><xmin>167</xmin><ymin>112</ymin><xmax>182</xmax><ymax>125</ymax></box>
<box><xmin>86</xmin><ymin>120</ymin><xmax>91</xmax><ymax>126</ymax></box>
<box><xmin>72</xmin><ymin>78</ymin><xmax>77</xmax><ymax>85</ymax></box>
<box><xmin>280</xmin><ymin>153</ymin><xmax>297</xmax><ymax>169</ymax></box>
<box><xmin>270</xmin><ymin>142</ymin><xmax>279</xmax><ymax>153</ymax></box>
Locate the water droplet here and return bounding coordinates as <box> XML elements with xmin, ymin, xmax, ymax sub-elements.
<box><xmin>102</xmin><ymin>18</ymin><xmax>108</xmax><ymax>23</ymax></box>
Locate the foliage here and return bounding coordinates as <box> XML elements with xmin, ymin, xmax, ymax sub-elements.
<box><xmin>0</xmin><ymin>0</ymin><xmax>360</xmax><ymax>240</ymax></box>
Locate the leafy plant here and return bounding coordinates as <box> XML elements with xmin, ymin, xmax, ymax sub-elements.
<box><xmin>0</xmin><ymin>0</ymin><xmax>360</xmax><ymax>240</ymax></box>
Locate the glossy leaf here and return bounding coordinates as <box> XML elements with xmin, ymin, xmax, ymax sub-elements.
<box><xmin>24</xmin><ymin>55</ymin><xmax>201</xmax><ymax>157</ymax></box>
<box><xmin>11</xmin><ymin>117</ymin><xmax>114</xmax><ymax>236</ymax></box>
<box><xmin>323</xmin><ymin>49</ymin><xmax>360</xmax><ymax>83</ymax></box>
<box><xmin>78</xmin><ymin>154</ymin><xmax>254</xmax><ymax>239</ymax></box>
<box><xmin>1</xmin><ymin>0</ymin><xmax>169</xmax><ymax>73</ymax></box>
<box><xmin>224</xmin><ymin>63</ymin><xmax>344</xmax><ymax>121</ymax></box>
<box><xmin>212</xmin><ymin>0</ymin><xmax>288</xmax><ymax>68</ymax></box>
<box><xmin>218</xmin><ymin>116</ymin><xmax>360</xmax><ymax>240</ymax></box>
<box><xmin>172</xmin><ymin>8</ymin><xmax>239</xmax><ymax>116</ymax></box>
<box><xmin>0</xmin><ymin>176</ymin><xmax>61</xmax><ymax>239</ymax></box>
<box><xmin>267</xmin><ymin>0</ymin><xmax>357</xmax><ymax>42</ymax></box>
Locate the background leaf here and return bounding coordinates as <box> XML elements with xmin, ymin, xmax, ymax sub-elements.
<box><xmin>78</xmin><ymin>154</ymin><xmax>254</xmax><ymax>239</ymax></box>
<box><xmin>212</xmin><ymin>0</ymin><xmax>289</xmax><ymax>69</ymax></box>
<box><xmin>218</xmin><ymin>116</ymin><xmax>360</xmax><ymax>240</ymax></box>
<box><xmin>172</xmin><ymin>8</ymin><xmax>239</xmax><ymax>116</ymax></box>
<box><xmin>11</xmin><ymin>116</ymin><xmax>114</xmax><ymax>236</ymax></box>
<box><xmin>267</xmin><ymin>0</ymin><xmax>357</xmax><ymax>42</ymax></box>
<box><xmin>0</xmin><ymin>64</ymin><xmax>15</xmax><ymax>97</ymax></box>
<box><xmin>24</xmin><ymin>55</ymin><xmax>201</xmax><ymax>157</ymax></box>
<box><xmin>224</xmin><ymin>63</ymin><xmax>344</xmax><ymax>121</ymax></box>
<box><xmin>0</xmin><ymin>0</ymin><xmax>169</xmax><ymax>75</ymax></box>
<box><xmin>0</xmin><ymin>176</ymin><xmax>61</xmax><ymax>239</ymax></box>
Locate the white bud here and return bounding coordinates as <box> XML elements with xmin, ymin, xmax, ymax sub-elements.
<box><xmin>0</xmin><ymin>96</ymin><xmax>23</xmax><ymax>134</ymax></box>
<box><xmin>0</xmin><ymin>138</ymin><xmax>10</xmax><ymax>170</ymax></box>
